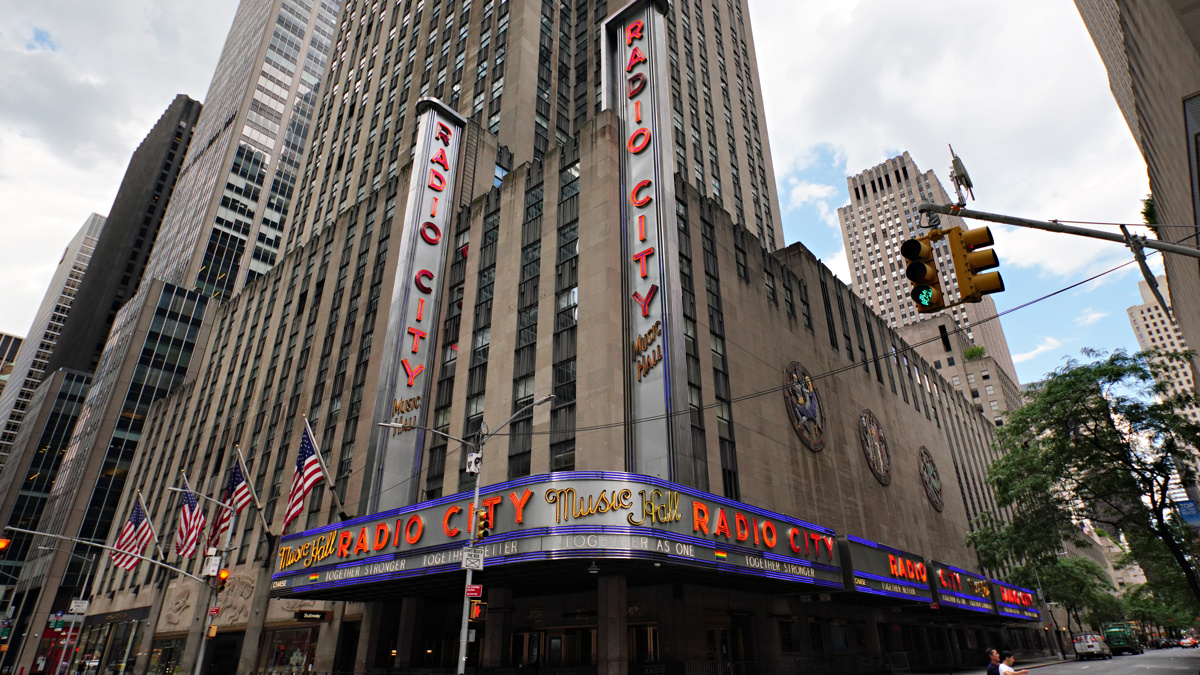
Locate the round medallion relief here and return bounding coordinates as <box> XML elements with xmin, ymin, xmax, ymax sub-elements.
<box><xmin>858</xmin><ymin>409</ymin><xmax>891</xmax><ymax>485</ymax></box>
<box><xmin>784</xmin><ymin>361</ymin><xmax>825</xmax><ymax>452</ymax></box>
<box><xmin>919</xmin><ymin>446</ymin><xmax>944</xmax><ymax>512</ymax></box>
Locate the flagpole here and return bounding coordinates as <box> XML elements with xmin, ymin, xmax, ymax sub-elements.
<box><xmin>303</xmin><ymin>416</ymin><xmax>349</xmax><ymax>520</ymax></box>
<box><xmin>235</xmin><ymin>446</ymin><xmax>272</xmax><ymax>535</ymax></box>
<box><xmin>136</xmin><ymin>491</ymin><xmax>165</xmax><ymax>560</ymax></box>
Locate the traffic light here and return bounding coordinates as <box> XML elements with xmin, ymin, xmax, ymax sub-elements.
<box><xmin>946</xmin><ymin>226</ymin><xmax>1004</xmax><ymax>302</ymax></box>
<box><xmin>469</xmin><ymin>600</ymin><xmax>488</xmax><ymax>621</ymax></box>
<box><xmin>475</xmin><ymin>509</ymin><xmax>490</xmax><ymax>541</ymax></box>
<box><xmin>900</xmin><ymin>234</ymin><xmax>945</xmax><ymax>313</ymax></box>
<box><xmin>216</xmin><ymin>568</ymin><xmax>230</xmax><ymax>593</ymax></box>
<box><xmin>0</xmin><ymin>538</ymin><xmax>10</xmax><ymax>551</ymax></box>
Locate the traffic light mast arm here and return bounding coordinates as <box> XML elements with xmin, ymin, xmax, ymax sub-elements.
<box><xmin>916</xmin><ymin>202</ymin><xmax>1200</xmax><ymax>260</ymax></box>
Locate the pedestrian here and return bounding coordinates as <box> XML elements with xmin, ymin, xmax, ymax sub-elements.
<box><xmin>985</xmin><ymin>647</ymin><xmax>1002</xmax><ymax>675</ymax></box>
<box><xmin>999</xmin><ymin>651</ymin><xmax>1029</xmax><ymax>675</ymax></box>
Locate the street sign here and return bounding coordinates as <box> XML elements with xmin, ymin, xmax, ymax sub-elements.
<box><xmin>209</xmin><ymin>607</ymin><xmax>220</xmax><ymax>616</ymax></box>
<box><xmin>55</xmin><ymin>611</ymin><xmax>63</xmax><ymax>618</ymax></box>
<box><xmin>466</xmin><ymin>585</ymin><xmax>483</xmax><ymax>598</ymax></box>
<box><xmin>68</xmin><ymin>600</ymin><xmax>89</xmax><ymax>614</ymax></box>
<box><xmin>461</xmin><ymin>547</ymin><xmax>485</xmax><ymax>570</ymax></box>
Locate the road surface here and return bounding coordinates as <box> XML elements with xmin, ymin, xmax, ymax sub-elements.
<box><xmin>1008</xmin><ymin>648</ymin><xmax>1200</xmax><ymax>674</ymax></box>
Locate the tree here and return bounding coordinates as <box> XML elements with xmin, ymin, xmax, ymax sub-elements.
<box><xmin>1143</xmin><ymin>195</ymin><xmax>1158</xmax><ymax>235</ymax></box>
<box><xmin>965</xmin><ymin>349</ymin><xmax>1200</xmax><ymax>605</ymax></box>
<box><xmin>1007</xmin><ymin>556</ymin><xmax>1114</xmax><ymax>633</ymax></box>
<box><xmin>964</xmin><ymin>345</ymin><xmax>987</xmax><ymax>361</ymax></box>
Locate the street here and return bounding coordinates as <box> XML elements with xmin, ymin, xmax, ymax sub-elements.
<box><xmin>998</xmin><ymin>649</ymin><xmax>1200</xmax><ymax>674</ymax></box>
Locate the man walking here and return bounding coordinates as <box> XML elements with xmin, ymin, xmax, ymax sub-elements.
<box><xmin>985</xmin><ymin>647</ymin><xmax>1002</xmax><ymax>675</ymax></box>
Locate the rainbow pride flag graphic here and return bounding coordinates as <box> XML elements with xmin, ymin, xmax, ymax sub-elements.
<box><xmin>714</xmin><ymin>551</ymin><xmax>727</xmax><ymax>561</ymax></box>
<box><xmin>309</xmin><ymin>573</ymin><xmax>320</xmax><ymax>581</ymax></box>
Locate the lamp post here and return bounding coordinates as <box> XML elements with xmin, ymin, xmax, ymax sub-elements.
<box><xmin>38</xmin><ymin>547</ymin><xmax>96</xmax><ymax>675</ymax></box>
<box><xmin>380</xmin><ymin>393</ymin><xmax>553</xmax><ymax>675</ymax></box>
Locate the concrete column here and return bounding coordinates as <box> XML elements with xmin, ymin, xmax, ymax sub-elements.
<box><xmin>235</xmin><ymin>557</ymin><xmax>277</xmax><ymax>674</ymax></box>
<box><xmin>132</xmin><ymin>570</ymin><xmax>170</xmax><ymax>675</ymax></box>
<box><xmin>597</xmin><ymin>575</ymin><xmax>628</xmax><ymax>675</ymax></box>
<box><xmin>354</xmin><ymin>601</ymin><xmax>385</xmax><ymax>674</ymax></box>
<box><xmin>394</xmin><ymin>597</ymin><xmax>425</xmax><ymax>667</ymax></box>
<box><xmin>312</xmin><ymin>602</ymin><xmax>346</xmax><ymax>672</ymax></box>
<box><xmin>481</xmin><ymin>587</ymin><xmax>511</xmax><ymax>667</ymax></box>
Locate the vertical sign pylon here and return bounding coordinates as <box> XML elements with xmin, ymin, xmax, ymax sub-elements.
<box><xmin>372</xmin><ymin>98</ymin><xmax>467</xmax><ymax>511</ymax></box>
<box><xmin>604</xmin><ymin>0</ymin><xmax>696</xmax><ymax>485</ymax></box>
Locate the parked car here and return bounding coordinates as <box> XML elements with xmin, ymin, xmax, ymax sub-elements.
<box><xmin>1073</xmin><ymin>633</ymin><xmax>1113</xmax><ymax>660</ymax></box>
<box><xmin>1181</xmin><ymin>637</ymin><xmax>1197</xmax><ymax>648</ymax></box>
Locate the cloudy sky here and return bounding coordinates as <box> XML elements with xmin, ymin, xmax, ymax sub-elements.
<box><xmin>0</xmin><ymin>0</ymin><xmax>1153</xmax><ymax>385</ymax></box>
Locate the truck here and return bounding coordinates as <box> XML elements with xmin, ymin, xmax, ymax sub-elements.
<box><xmin>1102</xmin><ymin>623</ymin><xmax>1144</xmax><ymax>656</ymax></box>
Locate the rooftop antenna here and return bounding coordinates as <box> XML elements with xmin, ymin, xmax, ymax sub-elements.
<box><xmin>948</xmin><ymin>144</ymin><xmax>974</xmax><ymax>207</ymax></box>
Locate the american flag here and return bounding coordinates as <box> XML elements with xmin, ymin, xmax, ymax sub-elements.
<box><xmin>110</xmin><ymin>499</ymin><xmax>154</xmax><ymax>570</ymax></box>
<box><xmin>283</xmin><ymin>421</ymin><xmax>325</xmax><ymax>534</ymax></box>
<box><xmin>208</xmin><ymin>461</ymin><xmax>255</xmax><ymax>547</ymax></box>
<box><xmin>174</xmin><ymin>486</ymin><xmax>206</xmax><ymax>558</ymax></box>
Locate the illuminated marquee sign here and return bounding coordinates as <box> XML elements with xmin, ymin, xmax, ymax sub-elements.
<box><xmin>840</xmin><ymin>536</ymin><xmax>932</xmax><ymax>602</ymax></box>
<box><xmin>929</xmin><ymin>560</ymin><xmax>995</xmax><ymax>615</ymax></box>
<box><xmin>603</xmin><ymin>0</ymin><xmax>693</xmax><ymax>482</ymax></box>
<box><xmin>372</xmin><ymin>98</ymin><xmax>466</xmax><ymax>511</ymax></box>
<box><xmin>990</xmin><ymin>579</ymin><xmax>1039</xmax><ymax>621</ymax></box>
<box><xmin>270</xmin><ymin>471</ymin><xmax>843</xmax><ymax>595</ymax></box>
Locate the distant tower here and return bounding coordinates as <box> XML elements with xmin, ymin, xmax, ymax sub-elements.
<box><xmin>0</xmin><ymin>214</ymin><xmax>104</xmax><ymax>468</ymax></box>
<box><xmin>0</xmin><ymin>0</ymin><xmax>341</xmax><ymax>672</ymax></box>
<box><xmin>1126</xmin><ymin>275</ymin><xmax>1200</xmax><ymax>423</ymax></box>
<box><xmin>836</xmin><ymin>151</ymin><xmax>1019</xmax><ymax>385</ymax></box>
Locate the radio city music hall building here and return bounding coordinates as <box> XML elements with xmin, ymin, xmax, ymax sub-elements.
<box><xmin>75</xmin><ymin>0</ymin><xmax>1051</xmax><ymax>673</ymax></box>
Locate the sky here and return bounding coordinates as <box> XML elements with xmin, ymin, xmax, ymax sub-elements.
<box><xmin>0</xmin><ymin>0</ymin><xmax>1155</xmax><ymax>386</ymax></box>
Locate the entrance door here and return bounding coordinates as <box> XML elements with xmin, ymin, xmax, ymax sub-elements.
<box><xmin>511</xmin><ymin>631</ymin><xmax>545</xmax><ymax>667</ymax></box>
<box><xmin>206</xmin><ymin>632</ymin><xmax>244</xmax><ymax>674</ymax></box>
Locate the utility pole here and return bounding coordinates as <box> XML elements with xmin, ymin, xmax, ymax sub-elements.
<box><xmin>917</xmin><ymin>202</ymin><xmax>1200</xmax><ymax>319</ymax></box>
<box><xmin>378</xmin><ymin>394</ymin><xmax>553</xmax><ymax>675</ymax></box>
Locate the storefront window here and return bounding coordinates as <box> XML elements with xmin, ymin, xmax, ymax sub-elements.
<box><xmin>261</xmin><ymin>627</ymin><xmax>319</xmax><ymax>674</ymax></box>
<box><xmin>149</xmin><ymin>638</ymin><xmax>187</xmax><ymax>675</ymax></box>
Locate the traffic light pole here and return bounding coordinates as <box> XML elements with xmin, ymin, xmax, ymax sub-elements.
<box><xmin>916</xmin><ymin>203</ymin><xmax>1200</xmax><ymax>259</ymax></box>
<box><xmin>381</xmin><ymin>395</ymin><xmax>553</xmax><ymax>675</ymax></box>
<box><xmin>455</xmin><ymin>434</ymin><xmax>483</xmax><ymax>675</ymax></box>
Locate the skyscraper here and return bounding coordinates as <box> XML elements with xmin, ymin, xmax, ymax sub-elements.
<box><xmin>1127</xmin><ymin>275</ymin><xmax>1200</xmax><ymax>422</ymax></box>
<box><xmin>836</xmin><ymin>152</ymin><xmax>1019</xmax><ymax>388</ymax></box>
<box><xmin>2</xmin><ymin>0</ymin><xmax>340</xmax><ymax>672</ymax></box>
<box><xmin>74</xmin><ymin>1</ymin><xmax>1047</xmax><ymax>673</ymax></box>
<box><xmin>1074</xmin><ymin>0</ymin><xmax>1200</xmax><ymax>398</ymax></box>
<box><xmin>0</xmin><ymin>333</ymin><xmax>21</xmax><ymax>399</ymax></box>
<box><xmin>0</xmin><ymin>214</ymin><xmax>104</xmax><ymax>469</ymax></box>
<box><xmin>0</xmin><ymin>95</ymin><xmax>200</xmax><ymax>638</ymax></box>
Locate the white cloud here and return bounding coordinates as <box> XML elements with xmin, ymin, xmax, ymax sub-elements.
<box><xmin>1013</xmin><ymin>336</ymin><xmax>1066</xmax><ymax>364</ymax></box>
<box><xmin>0</xmin><ymin>0</ymin><xmax>239</xmax><ymax>336</ymax></box>
<box><xmin>750</xmin><ymin>0</ymin><xmax>1148</xmax><ymax>274</ymax></box>
<box><xmin>823</xmin><ymin>247</ymin><xmax>852</xmax><ymax>284</ymax></box>
<box><xmin>784</xmin><ymin>177</ymin><xmax>840</xmax><ymax>228</ymax></box>
<box><xmin>1075</xmin><ymin>307</ymin><xmax>1110</xmax><ymax>326</ymax></box>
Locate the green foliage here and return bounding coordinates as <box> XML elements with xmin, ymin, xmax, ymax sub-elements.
<box><xmin>963</xmin><ymin>345</ymin><xmax>987</xmax><ymax>361</ymax></box>
<box><xmin>965</xmin><ymin>348</ymin><xmax>1200</xmax><ymax>605</ymax></box>
<box><xmin>1143</xmin><ymin>195</ymin><xmax>1158</xmax><ymax>236</ymax></box>
<box><xmin>1007</xmin><ymin>556</ymin><xmax>1114</xmax><ymax>633</ymax></box>
<box><xmin>1142</xmin><ymin>194</ymin><xmax>1157</xmax><ymax>224</ymax></box>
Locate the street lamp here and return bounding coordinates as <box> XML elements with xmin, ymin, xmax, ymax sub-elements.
<box><xmin>37</xmin><ymin>546</ymin><xmax>96</xmax><ymax>675</ymax></box>
<box><xmin>379</xmin><ymin>393</ymin><xmax>554</xmax><ymax>675</ymax></box>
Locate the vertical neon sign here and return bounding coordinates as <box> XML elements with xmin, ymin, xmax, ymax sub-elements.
<box><xmin>372</xmin><ymin>98</ymin><xmax>467</xmax><ymax>511</ymax></box>
<box><xmin>604</xmin><ymin>0</ymin><xmax>697</xmax><ymax>485</ymax></box>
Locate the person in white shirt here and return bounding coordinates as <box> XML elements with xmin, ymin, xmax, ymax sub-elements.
<box><xmin>998</xmin><ymin>651</ymin><xmax>1029</xmax><ymax>675</ymax></box>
